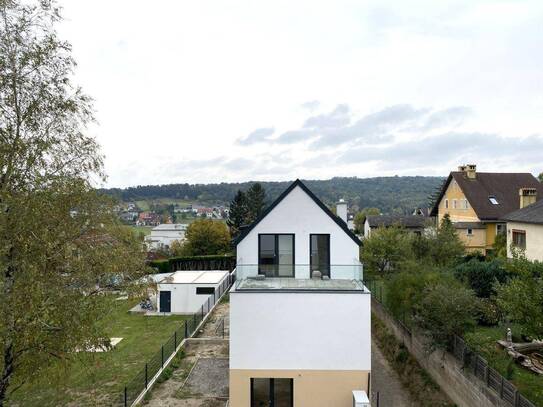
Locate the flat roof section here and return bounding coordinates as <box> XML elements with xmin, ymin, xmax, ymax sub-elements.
<box><xmin>235</xmin><ymin>277</ymin><xmax>366</xmax><ymax>292</ymax></box>
<box><xmin>159</xmin><ymin>270</ymin><xmax>228</xmax><ymax>285</ymax></box>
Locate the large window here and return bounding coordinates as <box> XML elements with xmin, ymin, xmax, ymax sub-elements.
<box><xmin>251</xmin><ymin>378</ymin><xmax>293</xmax><ymax>407</ymax></box>
<box><xmin>512</xmin><ymin>229</ymin><xmax>526</xmax><ymax>249</ymax></box>
<box><xmin>258</xmin><ymin>234</ymin><xmax>294</xmax><ymax>277</ymax></box>
<box><xmin>310</xmin><ymin>234</ymin><xmax>330</xmax><ymax>277</ymax></box>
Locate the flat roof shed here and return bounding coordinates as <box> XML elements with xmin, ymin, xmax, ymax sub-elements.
<box><xmin>157</xmin><ymin>270</ymin><xmax>229</xmax><ymax>314</ymax></box>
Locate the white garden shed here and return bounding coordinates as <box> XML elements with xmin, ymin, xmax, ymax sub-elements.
<box><xmin>156</xmin><ymin>270</ymin><xmax>229</xmax><ymax>314</ymax></box>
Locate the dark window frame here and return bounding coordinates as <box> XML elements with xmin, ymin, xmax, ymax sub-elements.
<box><xmin>250</xmin><ymin>378</ymin><xmax>294</xmax><ymax>407</ymax></box>
<box><xmin>309</xmin><ymin>233</ymin><xmax>331</xmax><ymax>277</ymax></box>
<box><xmin>512</xmin><ymin>229</ymin><xmax>526</xmax><ymax>249</ymax></box>
<box><xmin>258</xmin><ymin>234</ymin><xmax>295</xmax><ymax>277</ymax></box>
<box><xmin>196</xmin><ymin>287</ymin><xmax>215</xmax><ymax>295</ymax></box>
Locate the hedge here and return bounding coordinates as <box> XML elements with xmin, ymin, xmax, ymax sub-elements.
<box><xmin>148</xmin><ymin>254</ymin><xmax>236</xmax><ymax>274</ymax></box>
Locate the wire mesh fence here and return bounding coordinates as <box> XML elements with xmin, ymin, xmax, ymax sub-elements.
<box><xmin>364</xmin><ymin>278</ymin><xmax>537</xmax><ymax>407</ymax></box>
<box><xmin>122</xmin><ymin>272</ymin><xmax>234</xmax><ymax>406</ymax></box>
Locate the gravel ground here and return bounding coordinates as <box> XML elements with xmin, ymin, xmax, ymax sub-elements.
<box><xmin>371</xmin><ymin>339</ymin><xmax>416</xmax><ymax>407</ymax></box>
<box><xmin>185</xmin><ymin>358</ymin><xmax>229</xmax><ymax>397</ymax></box>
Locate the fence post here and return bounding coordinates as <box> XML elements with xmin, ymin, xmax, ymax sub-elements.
<box><xmin>161</xmin><ymin>345</ymin><xmax>164</xmax><ymax>368</ymax></box>
<box><xmin>124</xmin><ymin>386</ymin><xmax>127</xmax><ymax>407</ymax></box>
<box><xmin>185</xmin><ymin>321</ymin><xmax>188</xmax><ymax>338</ymax></box>
<box><xmin>484</xmin><ymin>365</ymin><xmax>489</xmax><ymax>386</ymax></box>
<box><xmin>174</xmin><ymin>331</ymin><xmax>177</xmax><ymax>349</ymax></box>
<box><xmin>145</xmin><ymin>363</ymin><xmax>148</xmax><ymax>388</ymax></box>
<box><xmin>500</xmin><ymin>377</ymin><xmax>504</xmax><ymax>399</ymax></box>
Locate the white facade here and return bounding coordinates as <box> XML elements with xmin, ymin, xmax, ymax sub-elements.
<box><xmin>145</xmin><ymin>223</ymin><xmax>187</xmax><ymax>250</ymax></box>
<box><xmin>230</xmin><ymin>291</ymin><xmax>371</xmax><ymax>370</ymax></box>
<box><xmin>236</xmin><ymin>185</ymin><xmax>359</xmax><ymax>274</ymax></box>
<box><xmin>157</xmin><ymin>270</ymin><xmax>228</xmax><ymax>314</ymax></box>
<box><xmin>506</xmin><ymin>221</ymin><xmax>543</xmax><ymax>261</ymax></box>
<box><xmin>230</xmin><ymin>180</ymin><xmax>370</xmax><ymax>406</ymax></box>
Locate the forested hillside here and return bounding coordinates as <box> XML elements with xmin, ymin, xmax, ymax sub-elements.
<box><xmin>103</xmin><ymin>176</ymin><xmax>444</xmax><ymax>214</ymax></box>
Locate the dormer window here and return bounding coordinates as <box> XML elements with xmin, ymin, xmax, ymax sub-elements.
<box><xmin>489</xmin><ymin>196</ymin><xmax>499</xmax><ymax>205</ymax></box>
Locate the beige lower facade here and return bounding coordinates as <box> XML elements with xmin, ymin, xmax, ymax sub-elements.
<box><xmin>506</xmin><ymin>221</ymin><xmax>543</xmax><ymax>261</ymax></box>
<box><xmin>229</xmin><ymin>368</ymin><xmax>370</xmax><ymax>407</ymax></box>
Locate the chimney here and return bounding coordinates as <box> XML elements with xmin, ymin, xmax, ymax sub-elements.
<box><xmin>336</xmin><ymin>199</ymin><xmax>348</xmax><ymax>224</ymax></box>
<box><xmin>519</xmin><ymin>188</ymin><xmax>537</xmax><ymax>208</ymax></box>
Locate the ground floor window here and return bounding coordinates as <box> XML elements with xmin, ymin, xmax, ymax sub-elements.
<box><xmin>251</xmin><ymin>378</ymin><xmax>293</xmax><ymax>407</ymax></box>
<box><xmin>512</xmin><ymin>229</ymin><xmax>526</xmax><ymax>249</ymax></box>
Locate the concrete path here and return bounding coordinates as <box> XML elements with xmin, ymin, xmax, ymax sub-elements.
<box><xmin>371</xmin><ymin>339</ymin><xmax>416</xmax><ymax>407</ymax></box>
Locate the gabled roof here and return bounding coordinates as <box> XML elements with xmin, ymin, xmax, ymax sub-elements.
<box><xmin>366</xmin><ymin>215</ymin><xmax>427</xmax><ymax>229</ymax></box>
<box><xmin>233</xmin><ymin>179</ymin><xmax>362</xmax><ymax>246</ymax></box>
<box><xmin>430</xmin><ymin>172</ymin><xmax>543</xmax><ymax>220</ymax></box>
<box><xmin>502</xmin><ymin>199</ymin><xmax>543</xmax><ymax>225</ymax></box>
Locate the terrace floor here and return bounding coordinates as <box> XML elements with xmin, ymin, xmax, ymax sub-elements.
<box><xmin>235</xmin><ymin>277</ymin><xmax>366</xmax><ymax>291</ymax></box>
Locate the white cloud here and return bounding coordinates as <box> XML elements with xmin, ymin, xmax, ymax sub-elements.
<box><xmin>56</xmin><ymin>0</ymin><xmax>543</xmax><ymax>187</ymax></box>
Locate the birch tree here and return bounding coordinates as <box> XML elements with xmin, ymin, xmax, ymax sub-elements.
<box><xmin>0</xmin><ymin>1</ymin><xmax>146</xmax><ymax>403</ymax></box>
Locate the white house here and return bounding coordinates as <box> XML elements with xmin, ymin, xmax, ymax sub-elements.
<box><xmin>156</xmin><ymin>270</ymin><xmax>229</xmax><ymax>314</ymax></box>
<box><xmin>229</xmin><ymin>179</ymin><xmax>371</xmax><ymax>407</ymax></box>
<box><xmin>144</xmin><ymin>223</ymin><xmax>187</xmax><ymax>250</ymax></box>
<box><xmin>502</xmin><ymin>198</ymin><xmax>543</xmax><ymax>261</ymax></box>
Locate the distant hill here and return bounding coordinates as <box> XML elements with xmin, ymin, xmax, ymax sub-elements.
<box><xmin>102</xmin><ymin>176</ymin><xmax>445</xmax><ymax>215</ymax></box>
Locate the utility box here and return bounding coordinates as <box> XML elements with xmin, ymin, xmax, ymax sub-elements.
<box><xmin>352</xmin><ymin>390</ymin><xmax>370</xmax><ymax>407</ymax></box>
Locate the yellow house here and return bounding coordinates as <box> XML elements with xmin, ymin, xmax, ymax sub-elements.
<box><xmin>430</xmin><ymin>164</ymin><xmax>543</xmax><ymax>255</ymax></box>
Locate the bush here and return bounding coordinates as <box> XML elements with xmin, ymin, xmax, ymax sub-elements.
<box><xmin>148</xmin><ymin>259</ymin><xmax>170</xmax><ymax>274</ymax></box>
<box><xmin>454</xmin><ymin>258</ymin><xmax>509</xmax><ymax>298</ymax></box>
<box><xmin>179</xmin><ymin>219</ymin><xmax>231</xmax><ymax>256</ymax></box>
<box><xmin>361</xmin><ymin>226</ymin><xmax>414</xmax><ymax>276</ymax></box>
<box><xmin>477</xmin><ymin>298</ymin><xmax>502</xmax><ymax>326</ymax></box>
<box><xmin>415</xmin><ymin>280</ymin><xmax>479</xmax><ymax>350</ymax></box>
<box><xmin>385</xmin><ymin>265</ymin><xmax>443</xmax><ymax>321</ymax></box>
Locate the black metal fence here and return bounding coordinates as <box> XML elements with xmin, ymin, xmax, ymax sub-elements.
<box><xmin>122</xmin><ymin>272</ymin><xmax>235</xmax><ymax>406</ymax></box>
<box><xmin>451</xmin><ymin>335</ymin><xmax>536</xmax><ymax>407</ymax></box>
<box><xmin>364</xmin><ymin>279</ymin><xmax>537</xmax><ymax>407</ymax></box>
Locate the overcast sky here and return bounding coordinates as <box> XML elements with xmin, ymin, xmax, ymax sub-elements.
<box><xmin>58</xmin><ymin>0</ymin><xmax>543</xmax><ymax>188</ymax></box>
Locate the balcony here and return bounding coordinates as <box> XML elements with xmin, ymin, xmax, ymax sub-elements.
<box><xmin>233</xmin><ymin>263</ymin><xmax>365</xmax><ymax>292</ymax></box>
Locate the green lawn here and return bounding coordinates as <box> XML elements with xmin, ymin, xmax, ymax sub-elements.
<box><xmin>11</xmin><ymin>298</ymin><xmax>188</xmax><ymax>406</ymax></box>
<box><xmin>464</xmin><ymin>325</ymin><xmax>543</xmax><ymax>407</ymax></box>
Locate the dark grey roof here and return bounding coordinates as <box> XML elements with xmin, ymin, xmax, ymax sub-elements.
<box><xmin>431</xmin><ymin>172</ymin><xmax>543</xmax><ymax>220</ymax></box>
<box><xmin>233</xmin><ymin>179</ymin><xmax>362</xmax><ymax>246</ymax></box>
<box><xmin>366</xmin><ymin>215</ymin><xmax>427</xmax><ymax>229</ymax></box>
<box><xmin>502</xmin><ymin>199</ymin><xmax>543</xmax><ymax>225</ymax></box>
<box><xmin>453</xmin><ymin>222</ymin><xmax>486</xmax><ymax>229</ymax></box>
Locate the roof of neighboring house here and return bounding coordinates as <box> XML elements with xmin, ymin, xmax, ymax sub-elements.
<box><xmin>366</xmin><ymin>215</ymin><xmax>427</xmax><ymax>229</ymax></box>
<box><xmin>430</xmin><ymin>172</ymin><xmax>543</xmax><ymax>220</ymax></box>
<box><xmin>233</xmin><ymin>179</ymin><xmax>362</xmax><ymax>246</ymax></box>
<box><xmin>502</xmin><ymin>199</ymin><xmax>543</xmax><ymax>225</ymax></box>
<box><xmin>152</xmin><ymin>223</ymin><xmax>188</xmax><ymax>231</ymax></box>
<box><xmin>452</xmin><ymin>222</ymin><xmax>486</xmax><ymax>229</ymax></box>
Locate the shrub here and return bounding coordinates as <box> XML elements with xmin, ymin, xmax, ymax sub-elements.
<box><xmin>477</xmin><ymin>298</ymin><xmax>502</xmax><ymax>326</ymax></box>
<box><xmin>148</xmin><ymin>259</ymin><xmax>170</xmax><ymax>274</ymax></box>
<box><xmin>415</xmin><ymin>280</ymin><xmax>479</xmax><ymax>350</ymax></box>
<box><xmin>385</xmin><ymin>265</ymin><xmax>443</xmax><ymax>321</ymax></box>
<box><xmin>361</xmin><ymin>225</ymin><xmax>414</xmax><ymax>276</ymax></box>
<box><xmin>454</xmin><ymin>258</ymin><xmax>509</xmax><ymax>298</ymax></box>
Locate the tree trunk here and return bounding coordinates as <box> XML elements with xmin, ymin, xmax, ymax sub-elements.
<box><xmin>0</xmin><ymin>342</ymin><xmax>14</xmax><ymax>406</ymax></box>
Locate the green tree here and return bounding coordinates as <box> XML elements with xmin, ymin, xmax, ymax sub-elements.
<box><xmin>227</xmin><ymin>190</ymin><xmax>249</xmax><ymax>237</ymax></box>
<box><xmin>0</xmin><ymin>1</ymin><xmax>146</xmax><ymax>402</ymax></box>
<box><xmin>453</xmin><ymin>258</ymin><xmax>509</xmax><ymax>298</ymax></box>
<box><xmin>538</xmin><ymin>172</ymin><xmax>543</xmax><ymax>183</ymax></box>
<box><xmin>492</xmin><ymin>231</ymin><xmax>507</xmax><ymax>259</ymax></box>
<box><xmin>180</xmin><ymin>219</ymin><xmax>231</xmax><ymax>256</ymax></box>
<box><xmin>415</xmin><ymin>280</ymin><xmax>479</xmax><ymax>350</ymax></box>
<box><xmin>361</xmin><ymin>226</ymin><xmax>413</xmax><ymax>276</ymax></box>
<box><xmin>246</xmin><ymin>183</ymin><xmax>266</xmax><ymax>222</ymax></box>
<box><xmin>428</xmin><ymin>214</ymin><xmax>465</xmax><ymax>266</ymax></box>
<box><xmin>354</xmin><ymin>207</ymin><xmax>380</xmax><ymax>234</ymax></box>
<box><xmin>496</xmin><ymin>257</ymin><xmax>543</xmax><ymax>339</ymax></box>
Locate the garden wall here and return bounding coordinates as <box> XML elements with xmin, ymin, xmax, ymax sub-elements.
<box><xmin>372</xmin><ymin>298</ymin><xmax>520</xmax><ymax>407</ymax></box>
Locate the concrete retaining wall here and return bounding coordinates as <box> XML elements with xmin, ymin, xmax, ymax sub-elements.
<box><xmin>372</xmin><ymin>298</ymin><xmax>512</xmax><ymax>407</ymax></box>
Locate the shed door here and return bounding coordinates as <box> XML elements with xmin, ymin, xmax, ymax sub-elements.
<box><xmin>159</xmin><ymin>291</ymin><xmax>171</xmax><ymax>313</ymax></box>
